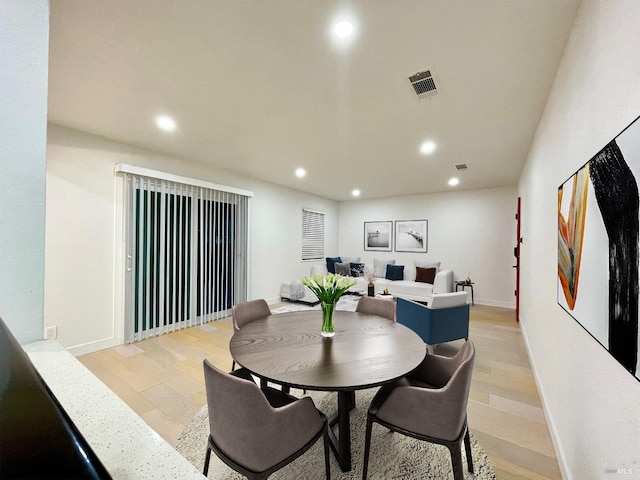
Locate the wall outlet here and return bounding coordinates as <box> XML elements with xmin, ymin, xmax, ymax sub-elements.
<box><xmin>44</xmin><ymin>326</ymin><xmax>57</xmax><ymax>340</ymax></box>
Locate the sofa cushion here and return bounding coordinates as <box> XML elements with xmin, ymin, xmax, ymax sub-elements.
<box><xmin>289</xmin><ymin>282</ymin><xmax>306</xmax><ymax>300</ymax></box>
<box><xmin>413</xmin><ymin>260</ymin><xmax>441</xmax><ymax>280</ymax></box>
<box><xmin>389</xmin><ymin>280</ymin><xmax>432</xmax><ymax>298</ymax></box>
<box><xmin>429</xmin><ymin>292</ymin><xmax>468</xmax><ymax>309</ymax></box>
<box><xmin>374</xmin><ymin>258</ymin><xmax>395</xmax><ymax>277</ymax></box>
<box><xmin>415</xmin><ymin>266</ymin><xmax>437</xmax><ymax>284</ymax></box>
<box><xmin>335</xmin><ymin>262</ymin><xmax>351</xmax><ymax>276</ymax></box>
<box><xmin>326</xmin><ymin>257</ymin><xmax>342</xmax><ymax>274</ymax></box>
<box><xmin>350</xmin><ymin>262</ymin><xmax>365</xmax><ymax>277</ymax></box>
<box><xmin>385</xmin><ymin>264</ymin><xmax>405</xmax><ymax>281</ymax></box>
<box><xmin>415</xmin><ymin>260</ymin><xmax>441</xmax><ymax>271</ymax></box>
<box><xmin>341</xmin><ymin>256</ymin><xmax>360</xmax><ymax>265</ymax></box>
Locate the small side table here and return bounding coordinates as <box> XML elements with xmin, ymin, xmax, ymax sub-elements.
<box><xmin>375</xmin><ymin>293</ymin><xmax>396</xmax><ymax>302</ymax></box>
<box><xmin>455</xmin><ymin>281</ymin><xmax>474</xmax><ymax>305</ymax></box>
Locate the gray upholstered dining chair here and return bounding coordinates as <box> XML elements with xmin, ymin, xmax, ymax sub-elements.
<box><xmin>355</xmin><ymin>296</ymin><xmax>396</xmax><ymax>321</ymax></box>
<box><xmin>231</xmin><ymin>299</ymin><xmax>271</xmax><ymax>371</ymax></box>
<box><xmin>202</xmin><ymin>360</ymin><xmax>330</xmax><ymax>480</ymax></box>
<box><xmin>231</xmin><ymin>298</ymin><xmax>296</xmax><ymax>393</ymax></box>
<box><xmin>362</xmin><ymin>340</ymin><xmax>476</xmax><ymax>480</ymax></box>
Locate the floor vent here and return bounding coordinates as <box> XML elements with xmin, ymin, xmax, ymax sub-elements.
<box><xmin>409</xmin><ymin>69</ymin><xmax>438</xmax><ymax>100</ymax></box>
<box><xmin>455</xmin><ymin>163</ymin><xmax>469</xmax><ymax>171</ymax></box>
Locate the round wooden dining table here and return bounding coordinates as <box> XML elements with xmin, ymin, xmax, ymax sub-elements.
<box><xmin>229</xmin><ymin>309</ymin><xmax>426</xmax><ymax>472</ymax></box>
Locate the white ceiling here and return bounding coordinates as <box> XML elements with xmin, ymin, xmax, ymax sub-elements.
<box><xmin>48</xmin><ymin>1</ymin><xmax>580</xmax><ymax>201</ymax></box>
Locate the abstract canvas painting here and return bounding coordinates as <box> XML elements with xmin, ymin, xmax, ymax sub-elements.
<box><xmin>558</xmin><ymin>115</ymin><xmax>640</xmax><ymax>382</ymax></box>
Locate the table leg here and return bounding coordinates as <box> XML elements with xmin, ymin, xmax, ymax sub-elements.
<box><xmin>327</xmin><ymin>390</ymin><xmax>355</xmax><ymax>472</ymax></box>
<box><xmin>456</xmin><ymin>283</ymin><xmax>474</xmax><ymax>305</ymax></box>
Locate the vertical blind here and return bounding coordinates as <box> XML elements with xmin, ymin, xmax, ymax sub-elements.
<box><xmin>302</xmin><ymin>208</ymin><xmax>325</xmax><ymax>261</ymax></box>
<box><xmin>123</xmin><ymin>171</ymin><xmax>250</xmax><ymax>342</ymax></box>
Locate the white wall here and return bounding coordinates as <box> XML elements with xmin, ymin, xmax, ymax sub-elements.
<box><xmin>0</xmin><ymin>1</ymin><xmax>49</xmax><ymax>343</ymax></box>
<box><xmin>46</xmin><ymin>124</ymin><xmax>516</xmax><ymax>356</ymax></box>
<box><xmin>45</xmin><ymin>125</ymin><xmax>338</xmax><ymax>355</ymax></box>
<box><xmin>338</xmin><ymin>186</ymin><xmax>517</xmax><ymax>307</ymax></box>
<box><xmin>518</xmin><ymin>1</ymin><xmax>640</xmax><ymax>477</ymax></box>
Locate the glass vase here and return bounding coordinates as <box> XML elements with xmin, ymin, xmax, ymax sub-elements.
<box><xmin>321</xmin><ymin>301</ymin><xmax>336</xmax><ymax>337</ymax></box>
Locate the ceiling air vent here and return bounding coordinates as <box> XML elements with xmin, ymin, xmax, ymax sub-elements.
<box><xmin>455</xmin><ymin>163</ymin><xmax>469</xmax><ymax>171</ymax></box>
<box><xmin>409</xmin><ymin>69</ymin><xmax>438</xmax><ymax>100</ymax></box>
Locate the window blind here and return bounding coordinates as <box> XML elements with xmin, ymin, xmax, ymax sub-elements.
<box><xmin>123</xmin><ymin>172</ymin><xmax>250</xmax><ymax>342</ymax></box>
<box><xmin>302</xmin><ymin>209</ymin><xmax>325</xmax><ymax>261</ymax></box>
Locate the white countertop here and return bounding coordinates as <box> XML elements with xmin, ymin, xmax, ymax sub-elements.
<box><xmin>24</xmin><ymin>340</ymin><xmax>205</xmax><ymax>480</ymax></box>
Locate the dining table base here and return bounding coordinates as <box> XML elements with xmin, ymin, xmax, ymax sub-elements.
<box><xmin>327</xmin><ymin>391</ymin><xmax>357</xmax><ymax>472</ymax></box>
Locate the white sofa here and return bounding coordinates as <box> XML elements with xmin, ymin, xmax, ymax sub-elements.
<box><xmin>280</xmin><ymin>281</ymin><xmax>320</xmax><ymax>305</ymax></box>
<box><xmin>309</xmin><ymin>263</ymin><xmax>454</xmax><ymax>304</ymax></box>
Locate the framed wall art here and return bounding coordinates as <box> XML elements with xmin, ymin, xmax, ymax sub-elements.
<box><xmin>558</xmin><ymin>114</ymin><xmax>640</xmax><ymax>382</ymax></box>
<box><xmin>364</xmin><ymin>221</ymin><xmax>392</xmax><ymax>251</ymax></box>
<box><xmin>394</xmin><ymin>220</ymin><xmax>428</xmax><ymax>253</ymax></box>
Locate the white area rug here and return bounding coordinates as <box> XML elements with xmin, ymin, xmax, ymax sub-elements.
<box><xmin>175</xmin><ymin>387</ymin><xmax>495</xmax><ymax>479</ymax></box>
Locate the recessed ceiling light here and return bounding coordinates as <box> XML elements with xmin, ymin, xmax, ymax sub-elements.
<box><xmin>419</xmin><ymin>140</ymin><xmax>437</xmax><ymax>155</ymax></box>
<box><xmin>448</xmin><ymin>177</ymin><xmax>460</xmax><ymax>187</ymax></box>
<box><xmin>295</xmin><ymin>168</ymin><xmax>306</xmax><ymax>178</ymax></box>
<box><xmin>155</xmin><ymin>115</ymin><xmax>176</xmax><ymax>132</ymax></box>
<box><xmin>352</xmin><ymin>189</ymin><xmax>361</xmax><ymax>197</ymax></box>
<box><xmin>334</xmin><ymin>20</ymin><xmax>354</xmax><ymax>38</ymax></box>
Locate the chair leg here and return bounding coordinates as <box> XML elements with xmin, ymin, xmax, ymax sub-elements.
<box><xmin>463</xmin><ymin>428</ymin><xmax>474</xmax><ymax>473</ymax></box>
<box><xmin>203</xmin><ymin>444</ymin><xmax>212</xmax><ymax>476</ymax></box>
<box><xmin>323</xmin><ymin>426</ymin><xmax>331</xmax><ymax>480</ymax></box>
<box><xmin>257</xmin><ymin>377</ymin><xmax>292</xmax><ymax>394</ymax></box>
<box><xmin>362</xmin><ymin>415</ymin><xmax>374</xmax><ymax>480</ymax></box>
<box><xmin>231</xmin><ymin>360</ymin><xmax>236</xmax><ymax>371</ymax></box>
<box><xmin>448</xmin><ymin>442</ymin><xmax>465</xmax><ymax>480</ymax></box>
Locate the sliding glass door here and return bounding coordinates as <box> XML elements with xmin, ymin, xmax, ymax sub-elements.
<box><xmin>123</xmin><ymin>174</ymin><xmax>249</xmax><ymax>342</ymax></box>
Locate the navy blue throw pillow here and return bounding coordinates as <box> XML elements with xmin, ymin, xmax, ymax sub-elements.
<box><xmin>326</xmin><ymin>257</ymin><xmax>342</xmax><ymax>274</ymax></box>
<box><xmin>385</xmin><ymin>264</ymin><xmax>404</xmax><ymax>281</ymax></box>
<box><xmin>350</xmin><ymin>262</ymin><xmax>365</xmax><ymax>277</ymax></box>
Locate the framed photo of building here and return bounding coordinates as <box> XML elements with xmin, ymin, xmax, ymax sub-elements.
<box><xmin>364</xmin><ymin>221</ymin><xmax>392</xmax><ymax>251</ymax></box>
<box><xmin>395</xmin><ymin>220</ymin><xmax>428</xmax><ymax>253</ymax></box>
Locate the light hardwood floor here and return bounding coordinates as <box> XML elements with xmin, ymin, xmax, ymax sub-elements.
<box><xmin>78</xmin><ymin>303</ymin><xmax>561</xmax><ymax>479</ymax></box>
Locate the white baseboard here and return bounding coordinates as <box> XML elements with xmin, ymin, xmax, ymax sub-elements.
<box><xmin>474</xmin><ymin>298</ymin><xmax>516</xmax><ymax>309</ymax></box>
<box><xmin>518</xmin><ymin>315</ymin><xmax>569</xmax><ymax>480</ymax></box>
<box><xmin>266</xmin><ymin>295</ymin><xmax>283</xmax><ymax>305</ymax></box>
<box><xmin>67</xmin><ymin>336</ymin><xmax>119</xmax><ymax>356</ymax></box>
